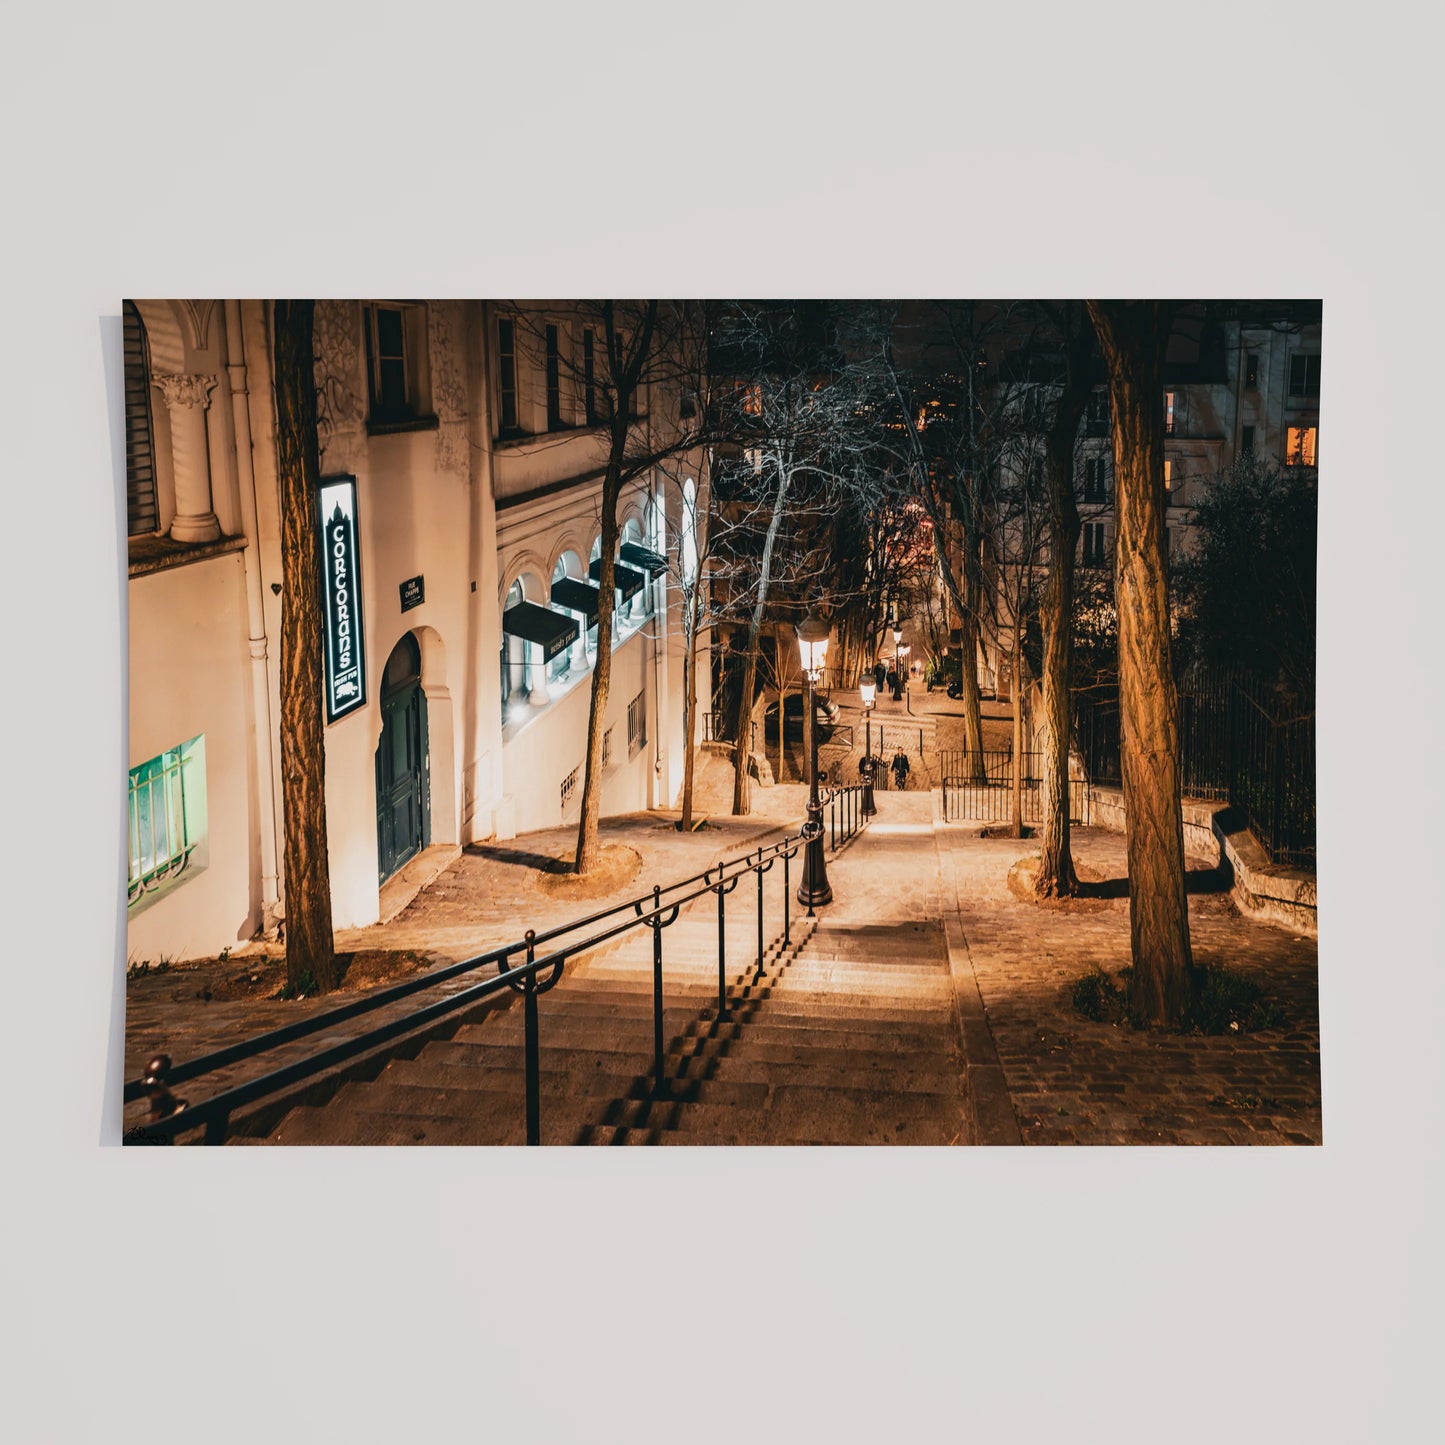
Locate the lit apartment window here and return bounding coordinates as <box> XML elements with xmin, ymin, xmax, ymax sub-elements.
<box><xmin>1082</xmin><ymin>521</ymin><xmax>1109</xmax><ymax>568</ymax></box>
<box><xmin>1286</xmin><ymin>426</ymin><xmax>1318</xmax><ymax>467</ymax></box>
<box><xmin>498</xmin><ymin>317</ymin><xmax>519</xmax><ymax>434</ymax></box>
<box><xmin>128</xmin><ymin>735</ymin><xmax>207</xmax><ymax>908</ymax></box>
<box><xmin>1164</xmin><ymin>458</ymin><xmax>1176</xmax><ymax>504</ymax></box>
<box><xmin>1288</xmin><ymin>353</ymin><xmax>1321</xmax><ymax>398</ymax></box>
<box><xmin>124</xmin><ymin>302</ymin><xmax>159</xmax><ymax>536</ymax></box>
<box><xmin>364</xmin><ymin>303</ymin><xmax>432</xmax><ymax>428</ymax></box>
<box><xmin>545</xmin><ymin>324</ymin><xmax>563</xmax><ymax>431</ymax></box>
<box><xmin>1163</xmin><ymin>391</ymin><xmax>1176</xmax><ymax>435</ymax></box>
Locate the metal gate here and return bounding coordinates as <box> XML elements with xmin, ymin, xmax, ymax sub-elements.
<box><xmin>938</xmin><ymin>749</ymin><xmax>1090</xmax><ymax>825</ymax></box>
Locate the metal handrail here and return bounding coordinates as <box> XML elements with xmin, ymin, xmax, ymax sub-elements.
<box><xmin>125</xmin><ymin>828</ymin><xmax>809</xmax><ymax>1146</ymax></box>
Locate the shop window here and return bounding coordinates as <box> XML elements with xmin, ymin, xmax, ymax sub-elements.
<box><xmin>364</xmin><ymin>303</ymin><xmax>433</xmax><ymax>430</ymax></box>
<box><xmin>128</xmin><ymin>735</ymin><xmax>207</xmax><ymax>909</ymax></box>
<box><xmin>123</xmin><ymin>302</ymin><xmax>158</xmax><ymax>537</ymax></box>
<box><xmin>501</xmin><ymin>578</ymin><xmax>531</xmax><ymax>713</ymax></box>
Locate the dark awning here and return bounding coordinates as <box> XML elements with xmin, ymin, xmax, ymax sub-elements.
<box><xmin>550</xmin><ymin>576</ymin><xmax>601</xmax><ymax>626</ymax></box>
<box><xmin>620</xmin><ymin>542</ymin><xmax>668</xmax><ymax>578</ymax></box>
<box><xmin>502</xmin><ymin>601</ymin><xmax>578</xmax><ymax>663</ymax></box>
<box><xmin>589</xmin><ymin>557</ymin><xmax>645</xmax><ymax>601</ymax></box>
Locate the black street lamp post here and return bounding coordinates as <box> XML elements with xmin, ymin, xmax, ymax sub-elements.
<box><xmin>796</xmin><ymin>610</ymin><xmax>833</xmax><ymax>910</ymax></box>
<box><xmin>859</xmin><ymin>676</ymin><xmax>877</xmax><ymax>817</ymax></box>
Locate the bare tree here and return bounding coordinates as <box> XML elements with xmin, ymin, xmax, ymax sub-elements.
<box><xmin>1087</xmin><ymin>300</ymin><xmax>1194</xmax><ymax>1028</ymax></box>
<box><xmin>1032</xmin><ymin>302</ymin><xmax>1096</xmax><ymax>897</ymax></box>
<box><xmin>272</xmin><ymin>299</ymin><xmax>338</xmax><ymax>994</ymax></box>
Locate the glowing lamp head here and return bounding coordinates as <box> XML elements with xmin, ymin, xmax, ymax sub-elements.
<box><xmin>890</xmin><ymin>616</ymin><xmax>903</xmax><ymax>647</ymax></box>
<box><xmin>859</xmin><ymin>678</ymin><xmax>876</xmax><ymax>708</ymax></box>
<box><xmin>796</xmin><ymin>610</ymin><xmax>830</xmax><ymax>680</ymax></box>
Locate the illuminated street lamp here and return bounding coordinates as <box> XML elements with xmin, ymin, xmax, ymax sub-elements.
<box><xmin>859</xmin><ymin>676</ymin><xmax>878</xmax><ymax>817</ymax></box>
<box><xmin>796</xmin><ymin>609</ymin><xmax>832</xmax><ymax>909</ymax></box>
<box><xmin>890</xmin><ymin>614</ymin><xmax>903</xmax><ymax>699</ymax></box>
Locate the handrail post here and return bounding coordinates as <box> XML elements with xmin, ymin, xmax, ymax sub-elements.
<box><xmin>755</xmin><ymin>851</ymin><xmax>765</xmax><ymax>982</ymax></box>
<box><xmin>651</xmin><ymin>886</ymin><xmax>666</xmax><ymax>1097</ymax></box>
<box><xmin>524</xmin><ymin>929</ymin><xmax>540</xmax><ymax>1146</ymax></box>
<box><xmin>782</xmin><ymin>845</ymin><xmax>791</xmax><ymax>945</ymax></box>
<box><xmin>717</xmin><ymin>878</ymin><xmax>727</xmax><ymax>1022</ymax></box>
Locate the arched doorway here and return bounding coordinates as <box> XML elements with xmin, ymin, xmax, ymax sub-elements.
<box><xmin>375</xmin><ymin>633</ymin><xmax>430</xmax><ymax>883</ymax></box>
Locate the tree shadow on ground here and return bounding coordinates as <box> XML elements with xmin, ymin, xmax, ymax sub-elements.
<box><xmin>468</xmin><ymin>845</ymin><xmax>573</xmax><ymax>875</ymax></box>
<box><xmin>1076</xmin><ymin>866</ymin><xmax>1230</xmax><ymax>900</ymax></box>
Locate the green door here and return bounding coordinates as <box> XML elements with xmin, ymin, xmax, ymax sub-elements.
<box><xmin>375</xmin><ymin>635</ymin><xmax>429</xmax><ymax>883</ymax></box>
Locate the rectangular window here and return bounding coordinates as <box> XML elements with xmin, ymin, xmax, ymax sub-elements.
<box><xmin>628</xmin><ymin>688</ymin><xmax>647</xmax><ymax>757</ymax></box>
<box><xmin>364</xmin><ymin>303</ymin><xmax>432</xmax><ymax>428</ymax></box>
<box><xmin>128</xmin><ymin>735</ymin><xmax>207</xmax><ymax>908</ymax></box>
<box><xmin>1288</xmin><ymin>353</ymin><xmax>1321</xmax><ymax>397</ymax></box>
<box><xmin>1083</xmin><ymin>457</ymin><xmax>1107</xmax><ymax>502</ymax></box>
<box><xmin>1164</xmin><ymin>458</ymin><xmax>1176</xmax><ymax>504</ymax></box>
<box><xmin>123</xmin><ymin>301</ymin><xmax>158</xmax><ymax>536</ymax></box>
<box><xmin>1241</xmin><ymin>424</ymin><xmax>1256</xmax><ymax>455</ymax></box>
<box><xmin>1286</xmin><ymin>426</ymin><xmax>1318</xmax><ymax>467</ymax></box>
<box><xmin>1245</xmin><ymin>352</ymin><xmax>1259</xmax><ymax>389</ymax></box>
<box><xmin>545</xmin><ymin>324</ymin><xmax>563</xmax><ymax>430</ymax></box>
<box><xmin>498</xmin><ymin>318</ymin><xmax>519</xmax><ymax>433</ymax></box>
<box><xmin>1164</xmin><ymin>391</ymin><xmax>1176</xmax><ymax>435</ymax></box>
<box><xmin>1082</xmin><ymin>521</ymin><xmax>1108</xmax><ymax>568</ymax></box>
<box><xmin>560</xmin><ymin>765</ymin><xmax>580</xmax><ymax>811</ymax></box>
<box><xmin>583</xmin><ymin>329</ymin><xmax>598</xmax><ymax>424</ymax></box>
<box><xmin>1087</xmin><ymin>390</ymin><xmax>1110</xmax><ymax>435</ymax></box>
<box><xmin>602</xmin><ymin>726</ymin><xmax>613</xmax><ymax>768</ymax></box>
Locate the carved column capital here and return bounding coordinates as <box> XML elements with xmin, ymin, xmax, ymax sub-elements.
<box><xmin>153</xmin><ymin>371</ymin><xmax>218</xmax><ymax>411</ymax></box>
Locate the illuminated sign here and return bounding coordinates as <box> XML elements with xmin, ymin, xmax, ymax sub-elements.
<box><xmin>318</xmin><ymin>476</ymin><xmax>366</xmax><ymax>723</ymax></box>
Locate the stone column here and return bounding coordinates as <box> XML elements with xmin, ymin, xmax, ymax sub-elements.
<box><xmin>153</xmin><ymin>372</ymin><xmax>221</xmax><ymax>543</ymax></box>
<box><xmin>528</xmin><ymin>642</ymin><xmax>551</xmax><ymax>705</ymax></box>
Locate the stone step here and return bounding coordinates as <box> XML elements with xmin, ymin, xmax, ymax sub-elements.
<box><xmin>507</xmin><ymin>985</ymin><xmax>954</xmax><ymax>1023</ymax></box>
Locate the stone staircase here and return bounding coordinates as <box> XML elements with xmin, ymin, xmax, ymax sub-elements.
<box><xmin>270</xmin><ymin>829</ymin><xmax>968</xmax><ymax>1145</ymax></box>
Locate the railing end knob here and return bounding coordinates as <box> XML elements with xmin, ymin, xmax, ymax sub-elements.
<box><xmin>144</xmin><ymin>1054</ymin><xmax>172</xmax><ymax>1083</ymax></box>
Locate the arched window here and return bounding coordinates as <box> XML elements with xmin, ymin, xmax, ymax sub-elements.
<box><xmin>501</xmin><ymin>577</ymin><xmax>530</xmax><ymax>715</ymax></box>
<box><xmin>548</xmin><ymin>556</ymin><xmax>574</xmax><ymax>683</ymax></box>
<box><xmin>620</xmin><ymin>517</ymin><xmax>649</xmax><ymax>622</ymax></box>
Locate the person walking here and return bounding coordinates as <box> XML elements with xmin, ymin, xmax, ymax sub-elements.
<box><xmin>874</xmin><ymin>660</ymin><xmax>887</xmax><ymax>693</ymax></box>
<box><xmin>890</xmin><ymin>748</ymin><xmax>911</xmax><ymax>791</ymax></box>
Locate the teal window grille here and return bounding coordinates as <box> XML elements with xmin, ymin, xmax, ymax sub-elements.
<box><xmin>128</xmin><ymin>735</ymin><xmax>206</xmax><ymax>906</ymax></box>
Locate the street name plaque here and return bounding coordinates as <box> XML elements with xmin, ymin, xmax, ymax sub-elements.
<box><xmin>318</xmin><ymin>476</ymin><xmax>366</xmax><ymax>724</ymax></box>
<box><xmin>400</xmin><ymin>574</ymin><xmax>425</xmax><ymax>612</ymax></box>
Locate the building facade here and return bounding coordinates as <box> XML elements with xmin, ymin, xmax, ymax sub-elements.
<box><xmin>125</xmin><ymin>300</ymin><xmax>709</xmax><ymax>964</ymax></box>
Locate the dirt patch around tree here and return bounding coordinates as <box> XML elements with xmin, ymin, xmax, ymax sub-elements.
<box><xmin>126</xmin><ymin>947</ymin><xmax>436</xmax><ymax>1002</ymax></box>
<box><xmin>1007</xmin><ymin>854</ymin><xmax>1124</xmax><ymax>913</ymax></box>
<box><xmin>530</xmin><ymin>843</ymin><xmax>644</xmax><ymax>900</ymax></box>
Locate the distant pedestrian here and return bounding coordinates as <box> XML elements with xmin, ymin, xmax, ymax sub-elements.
<box><xmin>890</xmin><ymin>748</ymin><xmax>910</xmax><ymax>791</ymax></box>
<box><xmin>874</xmin><ymin>660</ymin><xmax>887</xmax><ymax>693</ymax></box>
<box><xmin>886</xmin><ymin>666</ymin><xmax>899</xmax><ymax>698</ymax></box>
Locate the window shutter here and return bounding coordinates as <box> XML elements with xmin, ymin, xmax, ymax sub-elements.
<box><xmin>123</xmin><ymin>301</ymin><xmax>158</xmax><ymax>536</ymax></box>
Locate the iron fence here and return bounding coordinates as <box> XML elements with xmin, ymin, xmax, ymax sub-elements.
<box><xmin>937</xmin><ymin>749</ymin><xmax>1091</xmax><ymax>824</ymax></box>
<box><xmin>1075</xmin><ymin>668</ymin><xmax>1315</xmax><ymax>868</ymax></box>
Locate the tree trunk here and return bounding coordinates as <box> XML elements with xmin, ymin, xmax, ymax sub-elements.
<box><xmin>1036</xmin><ymin>309</ymin><xmax>1091</xmax><ymax>898</ymax></box>
<box><xmin>1011</xmin><ymin>611</ymin><xmax>1024</xmax><ymax>837</ymax></box>
<box><xmin>574</xmin><ymin>427</ymin><xmax>626</xmax><ymax>874</ymax></box>
<box><xmin>1087</xmin><ymin>300</ymin><xmax>1194</xmax><ymax>1027</ymax></box>
<box><xmin>272</xmin><ymin>300</ymin><xmax>338</xmax><ymax>994</ymax></box>
<box><xmin>775</xmin><ymin>624</ymin><xmax>788</xmax><ymax>784</ymax></box>
<box><xmin>679</xmin><ymin>581</ymin><xmax>700</xmax><ymax>830</ymax></box>
<box><xmin>731</xmin><ymin>641</ymin><xmax>757</xmax><ymax>814</ymax></box>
